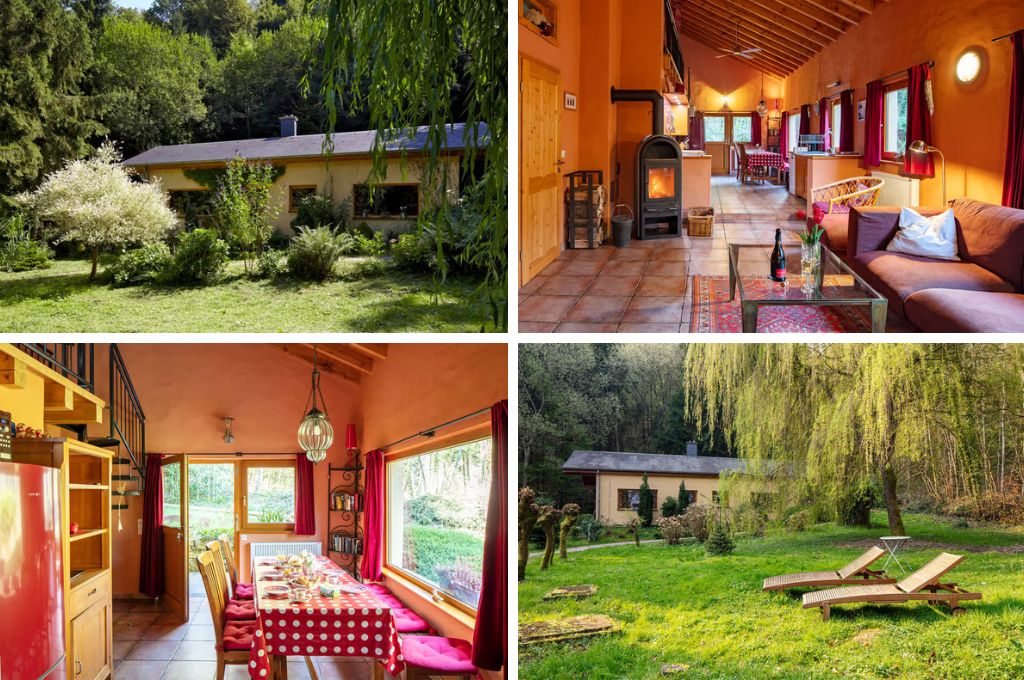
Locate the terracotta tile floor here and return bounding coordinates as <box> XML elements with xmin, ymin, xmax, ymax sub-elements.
<box><xmin>112</xmin><ymin>573</ymin><xmax>374</xmax><ymax>680</ymax></box>
<box><xmin>519</xmin><ymin>175</ymin><xmax>912</xmax><ymax>333</ymax></box>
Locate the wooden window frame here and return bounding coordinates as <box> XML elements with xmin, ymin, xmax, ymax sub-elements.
<box><xmin>703</xmin><ymin>115</ymin><xmax>727</xmax><ymax>144</ymax></box>
<box><xmin>239</xmin><ymin>459</ymin><xmax>296</xmax><ymax>533</ymax></box>
<box><xmin>288</xmin><ymin>185</ymin><xmax>318</xmax><ymax>213</ymax></box>
<box><xmin>382</xmin><ymin>421</ymin><xmax>491</xmax><ymax>618</ymax></box>
<box><xmin>351</xmin><ymin>183</ymin><xmax>421</xmax><ymax>220</ymax></box>
<box><xmin>881</xmin><ymin>79</ymin><xmax>909</xmax><ymax>162</ymax></box>
<box><xmin>830</xmin><ymin>99</ymin><xmax>842</xmax><ymax>153</ymax></box>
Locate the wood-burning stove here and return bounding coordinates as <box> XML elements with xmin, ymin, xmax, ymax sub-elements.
<box><xmin>611</xmin><ymin>87</ymin><xmax>684</xmax><ymax>240</ymax></box>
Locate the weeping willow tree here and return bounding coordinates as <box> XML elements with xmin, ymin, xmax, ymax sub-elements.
<box><xmin>685</xmin><ymin>344</ymin><xmax>1024</xmax><ymax>534</ymax></box>
<box><xmin>305</xmin><ymin>0</ymin><xmax>507</xmax><ymax>329</ymax></box>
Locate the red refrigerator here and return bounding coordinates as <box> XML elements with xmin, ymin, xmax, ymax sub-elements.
<box><xmin>0</xmin><ymin>460</ymin><xmax>67</xmax><ymax>680</ymax></box>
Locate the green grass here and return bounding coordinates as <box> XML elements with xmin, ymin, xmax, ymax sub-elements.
<box><xmin>0</xmin><ymin>258</ymin><xmax>490</xmax><ymax>332</ymax></box>
<box><xmin>519</xmin><ymin>512</ymin><xmax>1024</xmax><ymax>680</ymax></box>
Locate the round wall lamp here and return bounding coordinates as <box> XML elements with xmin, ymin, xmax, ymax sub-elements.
<box><xmin>956</xmin><ymin>49</ymin><xmax>982</xmax><ymax>84</ymax></box>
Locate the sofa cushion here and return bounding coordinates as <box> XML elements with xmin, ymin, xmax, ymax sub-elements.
<box><xmin>950</xmin><ymin>198</ymin><xmax>1024</xmax><ymax>291</ymax></box>
<box><xmin>852</xmin><ymin>251</ymin><xmax>1016</xmax><ymax>317</ymax></box>
<box><xmin>817</xmin><ymin>212</ymin><xmax>849</xmax><ymax>257</ymax></box>
<box><xmin>402</xmin><ymin>635</ymin><xmax>476</xmax><ymax>674</ymax></box>
<box><xmin>905</xmin><ymin>289</ymin><xmax>1024</xmax><ymax>333</ymax></box>
<box><xmin>849</xmin><ymin>206</ymin><xmax>944</xmax><ymax>256</ymax></box>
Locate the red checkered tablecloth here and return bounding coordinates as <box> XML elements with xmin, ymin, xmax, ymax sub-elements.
<box><xmin>248</xmin><ymin>556</ymin><xmax>404</xmax><ymax>679</ymax></box>
<box><xmin>745</xmin><ymin>151</ymin><xmax>785</xmax><ymax>171</ymax></box>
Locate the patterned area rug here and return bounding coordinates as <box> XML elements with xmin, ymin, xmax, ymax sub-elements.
<box><xmin>690</xmin><ymin>275</ymin><xmax>872</xmax><ymax>333</ymax></box>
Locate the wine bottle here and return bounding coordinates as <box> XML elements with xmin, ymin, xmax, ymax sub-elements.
<box><xmin>770</xmin><ymin>228</ymin><xmax>787</xmax><ymax>282</ymax></box>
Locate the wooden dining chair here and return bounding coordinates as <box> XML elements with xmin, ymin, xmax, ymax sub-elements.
<box><xmin>197</xmin><ymin>550</ymin><xmax>258</xmax><ymax>680</ymax></box>
<box><xmin>217</xmin><ymin>536</ymin><xmax>254</xmax><ymax>599</ymax></box>
<box><xmin>207</xmin><ymin>540</ymin><xmax>256</xmax><ymax>621</ymax></box>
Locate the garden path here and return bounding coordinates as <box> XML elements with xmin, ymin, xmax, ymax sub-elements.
<box><xmin>529</xmin><ymin>539</ymin><xmax>662</xmax><ymax>558</ymax></box>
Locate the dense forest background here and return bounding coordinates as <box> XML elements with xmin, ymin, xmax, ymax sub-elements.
<box><xmin>0</xmin><ymin>0</ymin><xmax>475</xmax><ymax>198</ymax></box>
<box><xmin>518</xmin><ymin>344</ymin><xmax>731</xmax><ymax>506</ymax></box>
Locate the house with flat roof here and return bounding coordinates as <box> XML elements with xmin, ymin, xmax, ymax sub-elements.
<box><xmin>562</xmin><ymin>443</ymin><xmax>746</xmax><ymax>524</ymax></box>
<box><xmin>122</xmin><ymin>117</ymin><xmax>485</xmax><ymax>233</ymax></box>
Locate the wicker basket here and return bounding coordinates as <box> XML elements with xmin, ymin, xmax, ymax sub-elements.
<box><xmin>687</xmin><ymin>207</ymin><xmax>714</xmax><ymax>237</ymax></box>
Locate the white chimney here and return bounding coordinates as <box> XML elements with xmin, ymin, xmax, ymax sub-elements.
<box><xmin>279</xmin><ymin>115</ymin><xmax>298</xmax><ymax>137</ymax></box>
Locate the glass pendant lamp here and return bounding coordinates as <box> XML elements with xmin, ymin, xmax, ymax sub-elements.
<box><xmin>297</xmin><ymin>344</ymin><xmax>334</xmax><ymax>464</ymax></box>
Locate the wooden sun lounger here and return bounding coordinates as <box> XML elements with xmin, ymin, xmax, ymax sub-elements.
<box><xmin>802</xmin><ymin>552</ymin><xmax>982</xmax><ymax>621</ymax></box>
<box><xmin>762</xmin><ymin>546</ymin><xmax>895</xmax><ymax>591</ymax></box>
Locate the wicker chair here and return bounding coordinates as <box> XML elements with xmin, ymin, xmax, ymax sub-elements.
<box><xmin>810</xmin><ymin>176</ymin><xmax>885</xmax><ymax>215</ymax></box>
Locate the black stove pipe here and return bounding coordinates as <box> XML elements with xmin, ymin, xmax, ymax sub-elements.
<box><xmin>610</xmin><ymin>87</ymin><xmax>664</xmax><ymax>136</ymax></box>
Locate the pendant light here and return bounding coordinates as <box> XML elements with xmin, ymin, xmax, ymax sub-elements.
<box><xmin>297</xmin><ymin>344</ymin><xmax>334</xmax><ymax>464</ymax></box>
<box><xmin>756</xmin><ymin>71</ymin><xmax>769</xmax><ymax>117</ymax></box>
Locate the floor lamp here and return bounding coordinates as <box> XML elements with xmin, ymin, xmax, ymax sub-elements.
<box><xmin>909</xmin><ymin>140</ymin><xmax>946</xmax><ymax>206</ymax></box>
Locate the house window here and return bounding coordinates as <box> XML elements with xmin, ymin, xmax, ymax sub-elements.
<box><xmin>882</xmin><ymin>83</ymin><xmax>909</xmax><ymax>160</ymax></box>
<box><xmin>831</xmin><ymin>100</ymin><xmax>842</xmax><ymax>152</ymax></box>
<box><xmin>681</xmin><ymin>490</ymin><xmax>697</xmax><ymax>505</ymax></box>
<box><xmin>163</xmin><ymin>463</ymin><xmax>182</xmax><ymax>528</ymax></box>
<box><xmin>712</xmin><ymin>490</ymin><xmax>720</xmax><ymax>503</ymax></box>
<box><xmin>616</xmin><ymin>489</ymin><xmax>657</xmax><ymax>511</ymax></box>
<box><xmin>385</xmin><ymin>438</ymin><xmax>491</xmax><ymax>611</ymax></box>
<box><xmin>352</xmin><ymin>184</ymin><xmax>420</xmax><ymax>219</ymax></box>
<box><xmin>240</xmin><ymin>460</ymin><xmax>296</xmax><ymax>532</ymax></box>
<box><xmin>704</xmin><ymin>116</ymin><xmax>726</xmax><ymax>143</ymax></box>
<box><xmin>288</xmin><ymin>185</ymin><xmax>317</xmax><ymax>213</ymax></box>
<box><xmin>732</xmin><ymin>116</ymin><xmax>752</xmax><ymax>144</ymax></box>
<box><xmin>787</xmin><ymin>113</ymin><xmax>799</xmax><ymax>156</ymax></box>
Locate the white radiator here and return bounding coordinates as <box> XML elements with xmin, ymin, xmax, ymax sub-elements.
<box><xmin>249</xmin><ymin>541</ymin><xmax>323</xmax><ymax>561</ymax></box>
<box><xmin>872</xmin><ymin>170</ymin><xmax>920</xmax><ymax>207</ymax></box>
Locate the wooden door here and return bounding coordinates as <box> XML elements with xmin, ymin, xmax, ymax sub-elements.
<box><xmin>704</xmin><ymin>114</ymin><xmax>729</xmax><ymax>175</ymax></box>
<box><xmin>519</xmin><ymin>56</ymin><xmax>562</xmax><ymax>285</ymax></box>
<box><xmin>161</xmin><ymin>455</ymin><xmax>189</xmax><ymax>622</ymax></box>
<box><xmin>71</xmin><ymin>601</ymin><xmax>111</xmax><ymax>680</ymax></box>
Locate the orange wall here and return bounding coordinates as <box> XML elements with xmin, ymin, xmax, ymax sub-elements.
<box><xmin>784</xmin><ymin>0</ymin><xmax>1022</xmax><ymax>206</ymax></box>
<box><xmin>360</xmin><ymin>343</ymin><xmax>507</xmax><ymax>678</ymax></box>
<box><xmin>681</xmin><ymin>34</ymin><xmax>783</xmax><ymax>145</ymax></box>
<box><xmin>91</xmin><ymin>344</ymin><xmax>359</xmax><ymax>596</ymax></box>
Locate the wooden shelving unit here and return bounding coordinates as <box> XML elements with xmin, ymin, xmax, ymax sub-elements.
<box><xmin>327</xmin><ymin>463</ymin><xmax>364</xmax><ymax>580</ymax></box>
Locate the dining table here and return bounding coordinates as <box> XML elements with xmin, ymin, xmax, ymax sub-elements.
<box><xmin>247</xmin><ymin>555</ymin><xmax>405</xmax><ymax>680</ymax></box>
<box><xmin>744</xmin><ymin>150</ymin><xmax>786</xmax><ymax>184</ymax></box>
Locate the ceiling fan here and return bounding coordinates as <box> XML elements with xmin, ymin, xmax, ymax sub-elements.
<box><xmin>716</xmin><ymin>22</ymin><xmax>762</xmax><ymax>60</ymax></box>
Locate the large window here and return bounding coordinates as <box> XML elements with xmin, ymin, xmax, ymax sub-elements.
<box><xmin>617</xmin><ymin>488</ymin><xmax>657</xmax><ymax>511</ymax></box>
<box><xmin>831</xmin><ymin>100</ymin><xmax>842</xmax><ymax>153</ymax></box>
<box><xmin>352</xmin><ymin>184</ymin><xmax>420</xmax><ymax>219</ymax></box>
<box><xmin>386</xmin><ymin>438</ymin><xmax>491</xmax><ymax>611</ymax></box>
<box><xmin>732</xmin><ymin>116</ymin><xmax>752</xmax><ymax>144</ymax></box>
<box><xmin>704</xmin><ymin>116</ymin><xmax>726</xmax><ymax>143</ymax></box>
<box><xmin>240</xmin><ymin>461</ymin><xmax>295</xmax><ymax>532</ymax></box>
<box><xmin>883</xmin><ymin>84</ymin><xmax>909</xmax><ymax>160</ymax></box>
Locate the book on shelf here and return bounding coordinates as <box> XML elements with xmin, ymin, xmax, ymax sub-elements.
<box><xmin>330</xmin><ymin>492</ymin><xmax>363</xmax><ymax>512</ymax></box>
<box><xmin>330</xmin><ymin>534</ymin><xmax>364</xmax><ymax>555</ymax></box>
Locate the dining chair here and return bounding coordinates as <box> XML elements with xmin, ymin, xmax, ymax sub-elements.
<box><xmin>207</xmin><ymin>539</ymin><xmax>256</xmax><ymax>621</ymax></box>
<box><xmin>197</xmin><ymin>550</ymin><xmax>258</xmax><ymax>680</ymax></box>
<box><xmin>218</xmin><ymin>536</ymin><xmax>254</xmax><ymax>599</ymax></box>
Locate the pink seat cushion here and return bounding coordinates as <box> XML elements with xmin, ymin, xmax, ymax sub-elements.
<box><xmin>366</xmin><ymin>583</ymin><xmax>391</xmax><ymax>597</ymax></box>
<box><xmin>225</xmin><ymin>600</ymin><xmax>257</xmax><ymax>621</ymax></box>
<box><xmin>812</xmin><ymin>200</ymin><xmax>850</xmax><ymax>215</ymax></box>
<box><xmin>222</xmin><ymin>620</ymin><xmax>257</xmax><ymax>651</ymax></box>
<box><xmin>234</xmin><ymin>583</ymin><xmax>255</xmax><ymax>600</ymax></box>
<box><xmin>402</xmin><ymin>635</ymin><xmax>477</xmax><ymax>674</ymax></box>
<box><xmin>392</xmin><ymin>607</ymin><xmax>430</xmax><ymax>633</ymax></box>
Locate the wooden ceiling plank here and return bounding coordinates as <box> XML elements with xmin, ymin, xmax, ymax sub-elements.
<box><xmin>746</xmin><ymin>0</ymin><xmax>845</xmax><ymax>41</ymax></box>
<box><xmin>676</xmin><ymin>0</ymin><xmax>817</xmax><ymax>62</ymax></box>
<box><xmin>678</xmin><ymin>25</ymin><xmax>790</xmax><ymax>79</ymax></box>
<box><xmin>681</xmin><ymin>0</ymin><xmax>832</xmax><ymax>51</ymax></box>
<box><xmin>349</xmin><ymin>343</ymin><xmax>388</xmax><ymax>360</ymax></box>
<box><xmin>776</xmin><ymin>0</ymin><xmax>857</xmax><ymax>30</ymax></box>
<box><xmin>836</xmin><ymin>0</ymin><xmax>875</xmax><ymax>12</ymax></box>
<box><xmin>273</xmin><ymin>344</ymin><xmax>362</xmax><ymax>385</ymax></box>
<box><xmin>680</xmin><ymin>16</ymin><xmax>803</xmax><ymax>72</ymax></box>
<box><xmin>803</xmin><ymin>0</ymin><xmax>865</xmax><ymax>24</ymax></box>
<box><xmin>310</xmin><ymin>344</ymin><xmax>374</xmax><ymax>375</ymax></box>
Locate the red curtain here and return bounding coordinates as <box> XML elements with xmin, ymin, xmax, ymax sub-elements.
<box><xmin>1003</xmin><ymin>30</ymin><xmax>1024</xmax><ymax>208</ymax></box>
<box><xmin>751</xmin><ymin>112</ymin><xmax>762</xmax><ymax>146</ymax></box>
<box><xmin>905</xmin><ymin>63</ymin><xmax>935</xmax><ymax>177</ymax></box>
<box><xmin>864</xmin><ymin>80</ymin><xmax>885</xmax><ymax>166</ymax></box>
<box><xmin>688</xmin><ymin>113</ymin><xmax>703</xmax><ymax>150</ymax></box>
<box><xmin>818</xmin><ymin>97</ymin><xmax>830</xmax><ymax>150</ymax></box>
<box><xmin>840</xmin><ymin>89</ymin><xmax>854</xmax><ymax>152</ymax></box>
<box><xmin>359</xmin><ymin>449</ymin><xmax>384</xmax><ymax>581</ymax></box>
<box><xmin>472</xmin><ymin>400</ymin><xmax>508</xmax><ymax>673</ymax></box>
<box><xmin>799</xmin><ymin>104</ymin><xmax>811</xmax><ymax>135</ymax></box>
<box><xmin>295</xmin><ymin>453</ymin><xmax>315</xmax><ymax>535</ymax></box>
<box><xmin>780</xmin><ymin>112</ymin><xmax>790</xmax><ymax>157</ymax></box>
<box><xmin>139</xmin><ymin>454</ymin><xmax>164</xmax><ymax>599</ymax></box>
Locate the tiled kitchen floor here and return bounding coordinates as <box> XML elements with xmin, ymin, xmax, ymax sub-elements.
<box><xmin>112</xmin><ymin>573</ymin><xmax>373</xmax><ymax>680</ymax></box>
<box><xmin>519</xmin><ymin>175</ymin><xmax>908</xmax><ymax>333</ymax></box>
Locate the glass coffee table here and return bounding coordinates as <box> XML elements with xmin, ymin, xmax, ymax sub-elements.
<box><xmin>728</xmin><ymin>242</ymin><xmax>888</xmax><ymax>333</ymax></box>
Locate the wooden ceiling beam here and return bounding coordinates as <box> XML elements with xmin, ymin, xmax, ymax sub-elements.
<box><xmin>678</xmin><ymin>25</ymin><xmax>790</xmax><ymax>79</ymax></box>
<box><xmin>777</xmin><ymin>0</ymin><xmax>857</xmax><ymax>30</ymax></box>
<box><xmin>680</xmin><ymin>17</ymin><xmax>802</xmax><ymax>72</ymax></box>
<box><xmin>836</xmin><ymin>0</ymin><xmax>875</xmax><ymax>12</ymax></box>
<box><xmin>746</xmin><ymin>0</ymin><xmax>845</xmax><ymax>41</ymax></box>
<box><xmin>308</xmin><ymin>344</ymin><xmax>374</xmax><ymax>376</ymax></box>
<box><xmin>349</xmin><ymin>343</ymin><xmax>388</xmax><ymax>361</ymax></box>
<box><xmin>675</xmin><ymin>0</ymin><xmax>827</xmax><ymax>55</ymax></box>
<box><xmin>679</xmin><ymin>0</ymin><xmax>831</xmax><ymax>52</ymax></box>
<box><xmin>273</xmin><ymin>344</ymin><xmax>362</xmax><ymax>385</ymax></box>
<box><xmin>676</xmin><ymin>0</ymin><xmax>817</xmax><ymax>63</ymax></box>
<box><xmin>802</xmin><ymin>0</ymin><xmax>866</xmax><ymax>24</ymax></box>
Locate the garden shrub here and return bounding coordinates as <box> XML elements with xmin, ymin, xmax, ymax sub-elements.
<box><xmin>838</xmin><ymin>481</ymin><xmax>877</xmax><ymax>527</ymax></box>
<box><xmin>354</xmin><ymin>231</ymin><xmax>386</xmax><ymax>257</ymax></box>
<box><xmin>574</xmin><ymin>514</ymin><xmax>603</xmax><ymax>543</ymax></box>
<box><xmin>213</xmin><ymin>157</ymin><xmax>278</xmax><ymax>273</ymax></box>
<box><xmin>107</xmin><ymin>242</ymin><xmax>172</xmax><ymax>286</ymax></box>
<box><xmin>732</xmin><ymin>501</ymin><xmax>767</xmax><ymax>537</ymax></box>
<box><xmin>291</xmin><ymin>194</ymin><xmax>351</xmax><ymax>232</ymax></box>
<box><xmin>255</xmin><ymin>249</ymin><xmax>282</xmax><ymax>279</ymax></box>
<box><xmin>656</xmin><ymin>515</ymin><xmax>687</xmax><ymax>544</ymax></box>
<box><xmin>680</xmin><ymin>503</ymin><xmax>710</xmax><ymax>542</ymax></box>
<box><xmin>165</xmin><ymin>228</ymin><xmax>229</xmax><ymax>284</ymax></box>
<box><xmin>286</xmin><ymin>226</ymin><xmax>343</xmax><ymax>281</ymax></box>
<box><xmin>785</xmin><ymin>508</ymin><xmax>811</xmax><ymax>533</ymax></box>
<box><xmin>660</xmin><ymin>496</ymin><xmax>679</xmax><ymax>518</ymax></box>
<box><xmin>0</xmin><ymin>213</ymin><xmax>52</xmax><ymax>272</ymax></box>
<box><xmin>391</xmin><ymin>232</ymin><xmax>435</xmax><ymax>271</ymax></box>
<box><xmin>705</xmin><ymin>523</ymin><xmax>735</xmax><ymax>556</ymax></box>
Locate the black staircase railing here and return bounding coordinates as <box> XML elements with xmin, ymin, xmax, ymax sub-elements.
<box><xmin>664</xmin><ymin>0</ymin><xmax>685</xmax><ymax>88</ymax></box>
<box><xmin>16</xmin><ymin>343</ymin><xmax>95</xmax><ymax>391</ymax></box>
<box><xmin>109</xmin><ymin>344</ymin><xmax>146</xmax><ymax>482</ymax></box>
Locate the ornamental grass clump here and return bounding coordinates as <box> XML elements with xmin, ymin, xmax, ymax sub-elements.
<box><xmin>19</xmin><ymin>143</ymin><xmax>178</xmax><ymax>280</ymax></box>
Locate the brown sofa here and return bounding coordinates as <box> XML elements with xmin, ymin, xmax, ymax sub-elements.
<box><xmin>847</xmin><ymin>198</ymin><xmax>1024</xmax><ymax>332</ymax></box>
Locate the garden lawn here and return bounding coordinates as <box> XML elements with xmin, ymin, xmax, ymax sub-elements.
<box><xmin>0</xmin><ymin>258</ymin><xmax>488</xmax><ymax>332</ymax></box>
<box><xmin>519</xmin><ymin>512</ymin><xmax>1024</xmax><ymax>680</ymax></box>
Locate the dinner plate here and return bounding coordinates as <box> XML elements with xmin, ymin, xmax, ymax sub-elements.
<box><xmin>262</xmin><ymin>570</ymin><xmax>285</xmax><ymax>581</ymax></box>
<box><xmin>264</xmin><ymin>585</ymin><xmax>289</xmax><ymax>598</ymax></box>
<box><xmin>339</xmin><ymin>584</ymin><xmax>366</xmax><ymax>594</ymax></box>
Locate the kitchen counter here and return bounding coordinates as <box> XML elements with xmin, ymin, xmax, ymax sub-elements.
<box><xmin>681</xmin><ymin>153</ymin><xmax>712</xmax><ymax>212</ymax></box>
<box><xmin>790</xmin><ymin>153</ymin><xmax>865</xmax><ymax>207</ymax></box>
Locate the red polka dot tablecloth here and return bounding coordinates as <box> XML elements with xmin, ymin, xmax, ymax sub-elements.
<box><xmin>248</xmin><ymin>556</ymin><xmax>404</xmax><ymax>679</ymax></box>
<box><xmin>745</xmin><ymin>151</ymin><xmax>786</xmax><ymax>171</ymax></box>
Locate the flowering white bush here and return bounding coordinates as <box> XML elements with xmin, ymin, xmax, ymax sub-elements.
<box><xmin>20</xmin><ymin>143</ymin><xmax>178</xmax><ymax>279</ymax></box>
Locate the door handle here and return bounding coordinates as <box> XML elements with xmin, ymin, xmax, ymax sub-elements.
<box><xmin>75</xmin><ymin>659</ymin><xmax>82</xmax><ymax>676</ymax></box>
<box><xmin>176</xmin><ymin>530</ymin><xmax>183</xmax><ymax>542</ymax></box>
